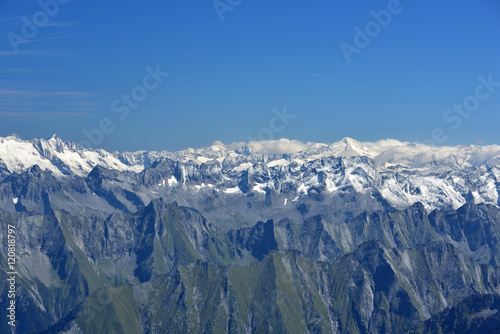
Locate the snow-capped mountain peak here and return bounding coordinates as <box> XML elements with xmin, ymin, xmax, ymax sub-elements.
<box><xmin>2</xmin><ymin>134</ymin><xmax>500</xmax><ymax>177</ymax></box>
<box><xmin>0</xmin><ymin>134</ymin><xmax>143</xmax><ymax>177</ymax></box>
<box><xmin>2</xmin><ymin>134</ymin><xmax>500</xmax><ymax>213</ymax></box>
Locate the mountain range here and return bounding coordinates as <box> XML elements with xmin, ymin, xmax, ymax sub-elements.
<box><xmin>1</xmin><ymin>134</ymin><xmax>500</xmax><ymax>333</ymax></box>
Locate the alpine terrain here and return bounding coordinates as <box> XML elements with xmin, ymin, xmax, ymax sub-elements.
<box><xmin>1</xmin><ymin>134</ymin><xmax>500</xmax><ymax>333</ymax></box>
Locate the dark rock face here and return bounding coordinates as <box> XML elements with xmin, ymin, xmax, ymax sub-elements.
<box><xmin>415</xmin><ymin>294</ymin><xmax>500</xmax><ymax>334</ymax></box>
<box><xmin>0</xmin><ymin>165</ymin><xmax>61</xmax><ymax>214</ymax></box>
<box><xmin>228</xmin><ymin>219</ymin><xmax>278</xmax><ymax>260</ymax></box>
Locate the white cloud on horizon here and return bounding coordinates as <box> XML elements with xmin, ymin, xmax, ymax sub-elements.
<box><xmin>221</xmin><ymin>138</ymin><xmax>319</xmax><ymax>154</ymax></box>
<box><xmin>247</xmin><ymin>139</ymin><xmax>309</xmax><ymax>154</ymax></box>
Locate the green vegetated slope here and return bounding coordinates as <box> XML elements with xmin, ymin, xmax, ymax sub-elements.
<box><xmin>1</xmin><ymin>200</ymin><xmax>500</xmax><ymax>333</ymax></box>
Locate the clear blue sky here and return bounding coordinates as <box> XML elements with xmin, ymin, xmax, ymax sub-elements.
<box><xmin>1</xmin><ymin>0</ymin><xmax>499</xmax><ymax>151</ymax></box>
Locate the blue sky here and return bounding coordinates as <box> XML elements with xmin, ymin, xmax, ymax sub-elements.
<box><xmin>1</xmin><ymin>0</ymin><xmax>499</xmax><ymax>151</ymax></box>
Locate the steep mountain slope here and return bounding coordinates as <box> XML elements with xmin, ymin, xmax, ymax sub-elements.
<box><xmin>414</xmin><ymin>294</ymin><xmax>500</xmax><ymax>334</ymax></box>
<box><xmin>1</xmin><ymin>201</ymin><xmax>500</xmax><ymax>333</ymax></box>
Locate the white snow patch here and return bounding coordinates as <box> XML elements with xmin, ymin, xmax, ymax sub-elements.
<box><xmin>224</xmin><ymin>186</ymin><xmax>241</xmax><ymax>194</ymax></box>
<box><xmin>297</xmin><ymin>183</ymin><xmax>308</xmax><ymax>193</ymax></box>
<box><xmin>267</xmin><ymin>159</ymin><xmax>290</xmax><ymax>168</ymax></box>
<box><xmin>325</xmin><ymin>178</ymin><xmax>338</xmax><ymax>193</ymax></box>
<box><xmin>253</xmin><ymin>183</ymin><xmax>267</xmax><ymax>194</ymax></box>
<box><xmin>233</xmin><ymin>162</ymin><xmax>252</xmax><ymax>171</ymax></box>
<box><xmin>195</xmin><ymin>156</ymin><xmax>212</xmax><ymax>164</ymax></box>
<box><xmin>194</xmin><ymin>183</ymin><xmax>214</xmax><ymax>191</ymax></box>
<box><xmin>168</xmin><ymin>175</ymin><xmax>178</xmax><ymax>186</ymax></box>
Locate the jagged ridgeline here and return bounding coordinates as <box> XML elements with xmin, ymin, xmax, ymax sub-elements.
<box><xmin>1</xmin><ymin>135</ymin><xmax>500</xmax><ymax>333</ymax></box>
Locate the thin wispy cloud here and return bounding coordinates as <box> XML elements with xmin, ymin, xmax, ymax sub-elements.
<box><xmin>0</xmin><ymin>88</ymin><xmax>95</xmax><ymax>115</ymax></box>
<box><xmin>0</xmin><ymin>16</ymin><xmax>24</xmax><ymax>22</ymax></box>
<box><xmin>31</xmin><ymin>102</ymin><xmax>96</xmax><ymax>109</ymax></box>
<box><xmin>0</xmin><ymin>16</ymin><xmax>76</xmax><ymax>26</ymax></box>
<box><xmin>0</xmin><ymin>107</ymin><xmax>34</xmax><ymax>111</ymax></box>
<box><xmin>0</xmin><ymin>47</ymin><xmax>71</xmax><ymax>57</ymax></box>
<box><xmin>48</xmin><ymin>92</ymin><xmax>92</xmax><ymax>96</ymax></box>
<box><xmin>313</xmin><ymin>74</ymin><xmax>327</xmax><ymax>79</ymax></box>
<box><xmin>14</xmin><ymin>35</ymin><xmax>73</xmax><ymax>45</ymax></box>
<box><xmin>0</xmin><ymin>67</ymin><xmax>55</xmax><ymax>74</ymax></box>
<box><xmin>0</xmin><ymin>111</ymin><xmax>92</xmax><ymax>118</ymax></box>
<box><xmin>44</xmin><ymin>22</ymin><xmax>77</xmax><ymax>27</ymax></box>
<box><xmin>0</xmin><ymin>90</ymin><xmax>92</xmax><ymax>97</ymax></box>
